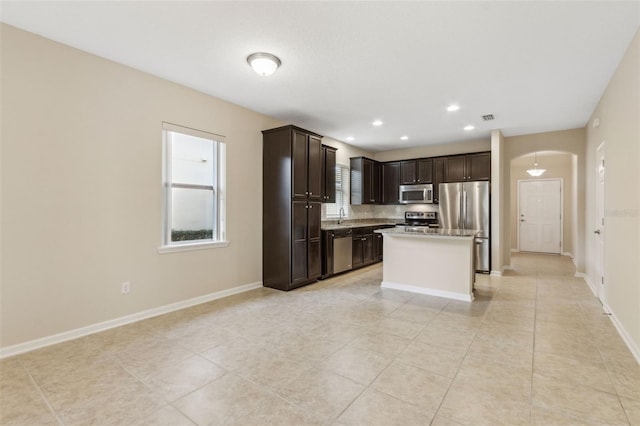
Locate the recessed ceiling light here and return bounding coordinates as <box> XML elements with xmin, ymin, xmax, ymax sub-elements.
<box><xmin>464</xmin><ymin>125</ymin><xmax>475</xmax><ymax>131</ymax></box>
<box><xmin>346</xmin><ymin>136</ymin><xmax>354</xmax><ymax>142</ymax></box>
<box><xmin>400</xmin><ymin>136</ymin><xmax>409</xmax><ymax>141</ymax></box>
<box><xmin>372</xmin><ymin>120</ymin><xmax>383</xmax><ymax>126</ymax></box>
<box><xmin>246</xmin><ymin>52</ymin><xmax>281</xmax><ymax>76</ymax></box>
<box><xmin>447</xmin><ymin>105</ymin><xmax>460</xmax><ymax>112</ymax></box>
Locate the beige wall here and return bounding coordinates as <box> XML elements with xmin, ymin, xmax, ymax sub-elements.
<box><xmin>321</xmin><ymin>136</ymin><xmax>373</xmax><ymax>167</ymax></box>
<box><xmin>510</xmin><ymin>153</ymin><xmax>575</xmax><ymax>256</ymax></box>
<box><xmin>585</xmin><ymin>29</ymin><xmax>639</xmax><ymax>357</ymax></box>
<box><xmin>0</xmin><ymin>25</ymin><xmax>283</xmax><ymax>348</ymax></box>
<box><xmin>373</xmin><ymin>138</ymin><xmax>490</xmax><ymax>162</ymax></box>
<box><xmin>504</xmin><ymin>128</ymin><xmax>586</xmax><ymax>272</ymax></box>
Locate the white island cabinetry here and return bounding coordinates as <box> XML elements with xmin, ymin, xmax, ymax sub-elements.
<box><xmin>374</xmin><ymin>227</ymin><xmax>478</xmax><ymax>302</ymax></box>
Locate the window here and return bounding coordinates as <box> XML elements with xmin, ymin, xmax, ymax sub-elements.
<box><xmin>325</xmin><ymin>163</ymin><xmax>349</xmax><ymax>217</ymax></box>
<box><xmin>159</xmin><ymin>123</ymin><xmax>227</xmax><ymax>253</ymax></box>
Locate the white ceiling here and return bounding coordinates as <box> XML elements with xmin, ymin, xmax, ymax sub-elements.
<box><xmin>2</xmin><ymin>1</ymin><xmax>638</xmax><ymax>152</ymax></box>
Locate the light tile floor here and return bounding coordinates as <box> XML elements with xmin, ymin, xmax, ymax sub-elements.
<box><xmin>1</xmin><ymin>253</ymin><xmax>639</xmax><ymax>425</ymax></box>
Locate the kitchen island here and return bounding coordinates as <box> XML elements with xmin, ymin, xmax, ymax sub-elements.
<box><xmin>374</xmin><ymin>227</ymin><xmax>478</xmax><ymax>302</ymax></box>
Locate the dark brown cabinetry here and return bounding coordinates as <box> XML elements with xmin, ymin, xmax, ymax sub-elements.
<box><xmin>321</xmin><ymin>224</ymin><xmax>393</xmax><ymax>279</ymax></box>
<box><xmin>443</xmin><ymin>152</ymin><xmax>491</xmax><ymax>182</ymax></box>
<box><xmin>350</xmin><ymin>157</ymin><xmax>380</xmax><ymax>205</ymax></box>
<box><xmin>374</xmin><ymin>232</ymin><xmax>383</xmax><ymax>262</ymax></box>
<box><xmin>321</xmin><ymin>145</ymin><xmax>337</xmax><ymax>203</ymax></box>
<box><xmin>292</xmin><ymin>130</ymin><xmax>322</xmax><ymax>201</ymax></box>
<box><xmin>382</xmin><ymin>162</ymin><xmax>401</xmax><ymax>204</ymax></box>
<box><xmin>352</xmin><ymin>227</ymin><xmax>374</xmax><ymax>268</ymax></box>
<box><xmin>433</xmin><ymin>157</ymin><xmax>445</xmax><ymax>204</ymax></box>
<box><xmin>351</xmin><ymin>152</ymin><xmax>489</xmax><ymax>206</ymax></box>
<box><xmin>400</xmin><ymin>159</ymin><xmax>433</xmax><ymax>184</ymax></box>
<box><xmin>291</xmin><ymin>201</ymin><xmax>321</xmax><ymax>286</ymax></box>
<box><xmin>468</xmin><ymin>152</ymin><xmax>491</xmax><ymax>180</ymax></box>
<box><xmin>262</xmin><ymin>125</ymin><xmax>323</xmax><ymax>291</ymax></box>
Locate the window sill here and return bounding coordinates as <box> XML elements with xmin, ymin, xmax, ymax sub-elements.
<box><xmin>157</xmin><ymin>240</ymin><xmax>229</xmax><ymax>254</ymax></box>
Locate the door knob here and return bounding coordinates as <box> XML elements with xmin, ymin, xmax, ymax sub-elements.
<box><xmin>594</xmin><ymin>229</ymin><xmax>601</xmax><ymax>234</ymax></box>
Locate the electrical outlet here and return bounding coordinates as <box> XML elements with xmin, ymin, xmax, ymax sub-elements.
<box><xmin>121</xmin><ymin>281</ymin><xmax>130</xmax><ymax>294</ymax></box>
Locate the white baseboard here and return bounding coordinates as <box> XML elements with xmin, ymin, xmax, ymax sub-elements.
<box><xmin>605</xmin><ymin>303</ymin><xmax>640</xmax><ymax>365</ymax></box>
<box><xmin>562</xmin><ymin>251</ymin><xmax>573</xmax><ymax>259</ymax></box>
<box><xmin>490</xmin><ymin>270</ymin><xmax>502</xmax><ymax>277</ymax></box>
<box><xmin>575</xmin><ymin>272</ymin><xmax>597</xmax><ymax>296</ymax></box>
<box><xmin>381</xmin><ymin>281</ymin><xmax>473</xmax><ymax>302</ymax></box>
<box><xmin>0</xmin><ymin>281</ymin><xmax>263</xmax><ymax>359</ymax></box>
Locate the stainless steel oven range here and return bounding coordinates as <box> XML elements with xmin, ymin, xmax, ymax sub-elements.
<box><xmin>397</xmin><ymin>211</ymin><xmax>439</xmax><ymax>228</ymax></box>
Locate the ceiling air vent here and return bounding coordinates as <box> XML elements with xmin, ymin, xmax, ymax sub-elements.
<box><xmin>481</xmin><ymin>114</ymin><xmax>495</xmax><ymax>121</ymax></box>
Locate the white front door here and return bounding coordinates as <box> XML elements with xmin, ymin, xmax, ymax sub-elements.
<box><xmin>595</xmin><ymin>142</ymin><xmax>606</xmax><ymax>303</ymax></box>
<box><xmin>518</xmin><ymin>179</ymin><xmax>562</xmax><ymax>254</ymax></box>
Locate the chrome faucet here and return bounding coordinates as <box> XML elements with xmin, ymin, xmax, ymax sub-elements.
<box><xmin>338</xmin><ymin>207</ymin><xmax>345</xmax><ymax>224</ymax></box>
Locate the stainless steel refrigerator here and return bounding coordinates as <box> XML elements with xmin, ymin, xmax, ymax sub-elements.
<box><xmin>439</xmin><ymin>181</ymin><xmax>490</xmax><ymax>273</ymax></box>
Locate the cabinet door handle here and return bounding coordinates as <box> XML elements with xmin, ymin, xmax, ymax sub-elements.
<box><xmin>309</xmin><ymin>192</ymin><xmax>313</xmax><ymax>195</ymax></box>
<box><xmin>305</xmin><ymin>205</ymin><xmax>309</xmax><ymax>209</ymax></box>
<box><xmin>309</xmin><ymin>205</ymin><xmax>313</xmax><ymax>209</ymax></box>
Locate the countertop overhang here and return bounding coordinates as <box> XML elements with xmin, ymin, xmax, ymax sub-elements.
<box><xmin>321</xmin><ymin>220</ymin><xmax>399</xmax><ymax>231</ymax></box>
<box><xmin>375</xmin><ymin>227</ymin><xmax>479</xmax><ymax>239</ymax></box>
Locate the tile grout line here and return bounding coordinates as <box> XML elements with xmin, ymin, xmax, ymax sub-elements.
<box><xmin>529</xmin><ymin>266</ymin><xmax>539</xmax><ymax>425</ymax></box>
<box><xmin>19</xmin><ymin>359</ymin><xmax>66</xmax><ymax>426</ymax></box>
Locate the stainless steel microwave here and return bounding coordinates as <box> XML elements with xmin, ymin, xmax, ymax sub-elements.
<box><xmin>399</xmin><ymin>184</ymin><xmax>434</xmax><ymax>204</ymax></box>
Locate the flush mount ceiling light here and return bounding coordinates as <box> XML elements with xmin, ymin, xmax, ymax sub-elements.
<box><xmin>527</xmin><ymin>152</ymin><xmax>546</xmax><ymax>177</ymax></box>
<box><xmin>346</xmin><ymin>136</ymin><xmax>354</xmax><ymax>142</ymax></box>
<box><xmin>463</xmin><ymin>125</ymin><xmax>475</xmax><ymax>131</ymax></box>
<box><xmin>400</xmin><ymin>135</ymin><xmax>409</xmax><ymax>140</ymax></box>
<box><xmin>447</xmin><ymin>105</ymin><xmax>460</xmax><ymax>112</ymax></box>
<box><xmin>372</xmin><ymin>120</ymin><xmax>383</xmax><ymax>126</ymax></box>
<box><xmin>247</xmin><ymin>52</ymin><xmax>281</xmax><ymax>76</ymax></box>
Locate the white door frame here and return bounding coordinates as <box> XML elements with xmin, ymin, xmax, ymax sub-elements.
<box><xmin>517</xmin><ymin>178</ymin><xmax>564</xmax><ymax>254</ymax></box>
<box><xmin>595</xmin><ymin>141</ymin><xmax>606</xmax><ymax>304</ymax></box>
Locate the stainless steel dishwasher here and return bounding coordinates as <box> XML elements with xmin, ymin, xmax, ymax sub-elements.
<box><xmin>332</xmin><ymin>228</ymin><xmax>353</xmax><ymax>274</ymax></box>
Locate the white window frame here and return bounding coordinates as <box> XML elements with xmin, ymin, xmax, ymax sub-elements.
<box><xmin>158</xmin><ymin>122</ymin><xmax>227</xmax><ymax>254</ymax></box>
<box><xmin>325</xmin><ymin>163</ymin><xmax>349</xmax><ymax>218</ymax></box>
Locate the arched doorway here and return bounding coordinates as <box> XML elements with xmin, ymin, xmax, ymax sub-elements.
<box><xmin>509</xmin><ymin>151</ymin><xmax>578</xmax><ymax>258</ymax></box>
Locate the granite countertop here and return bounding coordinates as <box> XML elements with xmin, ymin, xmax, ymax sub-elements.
<box><xmin>375</xmin><ymin>227</ymin><xmax>479</xmax><ymax>238</ymax></box>
<box><xmin>321</xmin><ymin>219</ymin><xmax>401</xmax><ymax>231</ymax></box>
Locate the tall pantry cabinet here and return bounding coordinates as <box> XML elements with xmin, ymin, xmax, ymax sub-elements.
<box><xmin>262</xmin><ymin>125</ymin><xmax>323</xmax><ymax>291</ymax></box>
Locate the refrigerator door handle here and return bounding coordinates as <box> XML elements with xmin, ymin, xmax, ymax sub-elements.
<box><xmin>462</xmin><ymin>190</ymin><xmax>467</xmax><ymax>229</ymax></box>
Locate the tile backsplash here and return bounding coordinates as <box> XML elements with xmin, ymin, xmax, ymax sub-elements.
<box><xmin>322</xmin><ymin>203</ymin><xmax>438</xmax><ymax>220</ymax></box>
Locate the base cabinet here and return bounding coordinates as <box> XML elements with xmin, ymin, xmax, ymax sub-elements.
<box><xmin>321</xmin><ymin>225</ymin><xmax>390</xmax><ymax>279</ymax></box>
<box><xmin>352</xmin><ymin>227</ymin><xmax>376</xmax><ymax>269</ymax></box>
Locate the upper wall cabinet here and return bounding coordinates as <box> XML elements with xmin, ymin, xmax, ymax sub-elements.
<box><xmin>292</xmin><ymin>130</ymin><xmax>322</xmax><ymax>201</ymax></box>
<box><xmin>400</xmin><ymin>159</ymin><xmax>433</xmax><ymax>184</ymax></box>
<box><xmin>382</xmin><ymin>162</ymin><xmax>401</xmax><ymax>204</ymax></box>
<box><xmin>350</xmin><ymin>157</ymin><xmax>380</xmax><ymax>205</ymax></box>
<box><xmin>443</xmin><ymin>152</ymin><xmax>491</xmax><ymax>182</ymax></box>
<box><xmin>321</xmin><ymin>145</ymin><xmax>337</xmax><ymax>203</ymax></box>
<box><xmin>433</xmin><ymin>157</ymin><xmax>445</xmax><ymax>204</ymax></box>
